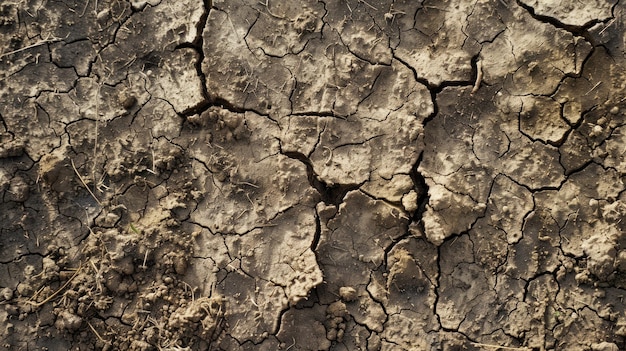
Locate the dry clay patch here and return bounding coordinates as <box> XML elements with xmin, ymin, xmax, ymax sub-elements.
<box><xmin>0</xmin><ymin>0</ymin><xmax>625</xmax><ymax>351</ymax></box>
<box><xmin>205</xmin><ymin>0</ymin><xmax>626</xmax><ymax>350</ymax></box>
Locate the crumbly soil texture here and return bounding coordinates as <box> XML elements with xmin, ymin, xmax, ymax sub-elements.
<box><xmin>1</xmin><ymin>0</ymin><xmax>626</xmax><ymax>350</ymax></box>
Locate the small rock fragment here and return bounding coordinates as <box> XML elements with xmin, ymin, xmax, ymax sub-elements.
<box><xmin>401</xmin><ymin>190</ymin><xmax>418</xmax><ymax>213</ymax></box>
<box><xmin>339</xmin><ymin>286</ymin><xmax>358</xmax><ymax>302</ymax></box>
<box><xmin>54</xmin><ymin>310</ymin><xmax>83</xmax><ymax>331</ymax></box>
<box><xmin>0</xmin><ymin>287</ymin><xmax>13</xmax><ymax>301</ymax></box>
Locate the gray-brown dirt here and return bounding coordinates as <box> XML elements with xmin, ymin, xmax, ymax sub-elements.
<box><xmin>1</xmin><ymin>0</ymin><xmax>626</xmax><ymax>350</ymax></box>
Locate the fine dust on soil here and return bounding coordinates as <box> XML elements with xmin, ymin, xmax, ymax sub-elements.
<box><xmin>1</xmin><ymin>0</ymin><xmax>625</xmax><ymax>350</ymax></box>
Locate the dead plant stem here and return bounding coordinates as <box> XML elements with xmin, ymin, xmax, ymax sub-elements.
<box><xmin>71</xmin><ymin>159</ymin><xmax>102</xmax><ymax>205</ymax></box>
<box><xmin>470</xmin><ymin>342</ymin><xmax>531</xmax><ymax>350</ymax></box>
<box><xmin>26</xmin><ymin>264</ymin><xmax>82</xmax><ymax>307</ymax></box>
<box><xmin>0</xmin><ymin>38</ymin><xmax>64</xmax><ymax>59</ymax></box>
<box><xmin>93</xmin><ymin>83</ymin><xmax>101</xmax><ymax>192</ymax></box>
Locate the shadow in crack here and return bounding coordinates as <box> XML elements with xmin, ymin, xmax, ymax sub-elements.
<box><xmin>282</xmin><ymin>150</ymin><xmax>362</xmax><ymax>205</ymax></box>
<box><xmin>409</xmin><ymin>151</ymin><xmax>430</xmax><ymax>229</ymax></box>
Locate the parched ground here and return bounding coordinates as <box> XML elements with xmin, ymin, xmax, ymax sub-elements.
<box><xmin>1</xmin><ymin>0</ymin><xmax>626</xmax><ymax>350</ymax></box>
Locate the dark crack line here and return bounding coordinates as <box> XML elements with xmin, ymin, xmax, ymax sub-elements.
<box><xmin>514</xmin><ymin>0</ymin><xmax>601</xmax><ymax>45</ymax></box>
<box><xmin>173</xmin><ymin>0</ymin><xmax>211</xmax><ymax>117</ymax></box>
<box><xmin>280</xmin><ymin>148</ymin><xmax>363</xmax><ymax>205</ymax></box>
<box><xmin>311</xmin><ymin>210</ymin><xmax>322</xmax><ymax>251</ymax></box>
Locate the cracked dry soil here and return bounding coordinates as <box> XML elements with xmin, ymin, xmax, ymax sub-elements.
<box><xmin>1</xmin><ymin>0</ymin><xmax>626</xmax><ymax>350</ymax></box>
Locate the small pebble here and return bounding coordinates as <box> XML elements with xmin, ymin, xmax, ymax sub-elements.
<box><xmin>339</xmin><ymin>286</ymin><xmax>358</xmax><ymax>302</ymax></box>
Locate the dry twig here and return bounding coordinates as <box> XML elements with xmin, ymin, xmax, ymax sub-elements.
<box><xmin>71</xmin><ymin>159</ymin><xmax>102</xmax><ymax>205</ymax></box>
<box><xmin>471</xmin><ymin>342</ymin><xmax>531</xmax><ymax>350</ymax></box>
<box><xmin>471</xmin><ymin>60</ymin><xmax>483</xmax><ymax>95</ymax></box>
<box><xmin>25</xmin><ymin>264</ymin><xmax>82</xmax><ymax>307</ymax></box>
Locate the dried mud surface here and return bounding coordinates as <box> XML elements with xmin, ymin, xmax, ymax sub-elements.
<box><xmin>1</xmin><ymin>0</ymin><xmax>626</xmax><ymax>350</ymax></box>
